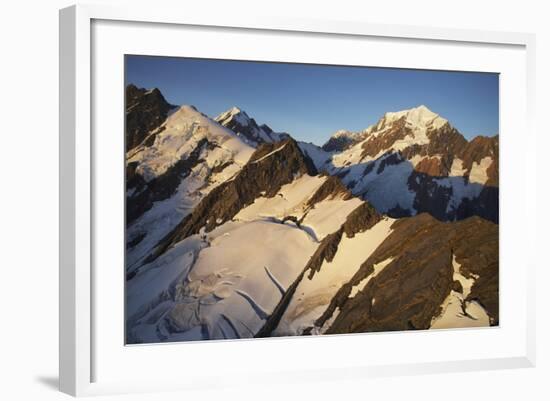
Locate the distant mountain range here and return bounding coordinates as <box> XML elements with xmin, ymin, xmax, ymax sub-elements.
<box><xmin>124</xmin><ymin>84</ymin><xmax>498</xmax><ymax>343</ymax></box>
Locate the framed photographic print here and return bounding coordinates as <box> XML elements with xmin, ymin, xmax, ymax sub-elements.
<box><xmin>59</xmin><ymin>4</ymin><xmax>536</xmax><ymax>396</ymax></box>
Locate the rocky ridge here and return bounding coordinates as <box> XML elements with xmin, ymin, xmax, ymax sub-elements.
<box><xmin>125</xmin><ymin>84</ymin><xmax>177</xmax><ymax>152</ymax></box>
<box><xmin>145</xmin><ymin>138</ymin><xmax>318</xmax><ymax>262</ymax></box>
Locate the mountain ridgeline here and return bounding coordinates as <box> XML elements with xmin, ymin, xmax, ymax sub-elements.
<box><xmin>125</xmin><ymin>84</ymin><xmax>177</xmax><ymax>152</ymax></box>
<box><xmin>124</xmin><ymin>85</ymin><xmax>499</xmax><ymax>343</ymax></box>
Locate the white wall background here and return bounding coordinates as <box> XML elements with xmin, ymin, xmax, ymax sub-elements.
<box><xmin>0</xmin><ymin>0</ymin><xmax>547</xmax><ymax>400</ymax></box>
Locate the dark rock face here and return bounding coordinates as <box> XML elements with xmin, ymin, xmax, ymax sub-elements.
<box><xmin>360</xmin><ymin>116</ymin><xmax>410</xmax><ymax>159</ymax></box>
<box><xmin>401</xmin><ymin>126</ymin><xmax>498</xmax><ymax>183</ymax></box>
<box><xmin>126</xmin><ymin>161</ymin><xmax>146</xmax><ymax>197</ymax></box>
<box><xmin>125</xmin><ymin>84</ymin><xmax>176</xmax><ymax>152</ymax></box>
<box><xmin>407</xmin><ymin>171</ymin><xmax>454</xmax><ymax>221</ymax></box>
<box><xmin>376</xmin><ymin>152</ymin><xmax>404</xmax><ymax>174</ymax></box>
<box><xmin>126</xmin><ymin>138</ymin><xmax>208</xmax><ymax>225</ymax></box>
<box><xmin>305</xmin><ymin>231</ymin><xmax>344</xmax><ymax>280</ymax></box>
<box><xmin>405</xmin><ymin>132</ymin><xmax>499</xmax><ymax>223</ymax></box>
<box><xmin>342</xmin><ymin>202</ymin><xmax>382</xmax><ymax>237</ymax></box>
<box><xmin>448</xmin><ymin>217</ymin><xmax>499</xmax><ymax>320</ymax></box>
<box><xmin>306</xmin><ymin>175</ymin><xmax>352</xmax><ymax>207</ymax></box>
<box><xmin>321</xmin><ymin>214</ymin><xmax>498</xmax><ymax>334</ymax></box>
<box><xmin>461</xmin><ymin>135</ymin><xmax>499</xmax><ymax>186</ymax></box>
<box><xmin>455</xmin><ymin>186</ymin><xmax>499</xmax><ymax>223</ymax></box>
<box><xmin>362</xmin><ymin>162</ymin><xmax>375</xmax><ymax>177</ymax></box>
<box><xmin>414</xmin><ymin>156</ymin><xmax>446</xmax><ymax>176</ymax></box>
<box><xmin>146</xmin><ymin>139</ymin><xmax>318</xmax><ymax>262</ymax></box>
<box><xmin>322</xmin><ymin>134</ymin><xmax>359</xmax><ymax>152</ymax></box>
<box><xmin>422</xmin><ymin>122</ymin><xmax>468</xmax><ymax>167</ymax></box>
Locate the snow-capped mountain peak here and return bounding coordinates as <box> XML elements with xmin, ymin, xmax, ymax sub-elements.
<box><xmin>228</xmin><ymin>105</ymin><xmax>243</xmax><ymax>114</ymax></box>
<box><xmin>381</xmin><ymin>105</ymin><xmax>448</xmax><ymax>132</ymax></box>
<box><xmin>128</xmin><ymin>104</ymin><xmax>254</xmax><ymax>182</ymax></box>
<box><xmin>215</xmin><ymin>106</ymin><xmax>287</xmax><ymax>146</ymax></box>
<box><xmin>215</xmin><ymin>106</ymin><xmax>250</xmax><ymax>126</ymax></box>
<box><xmin>322</xmin><ymin>106</ymin><xmax>448</xmax><ymax>154</ymax></box>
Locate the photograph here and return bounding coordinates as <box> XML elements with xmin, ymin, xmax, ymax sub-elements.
<box><xmin>2</xmin><ymin>0</ymin><xmax>545</xmax><ymax>399</ymax></box>
<box><xmin>124</xmin><ymin>55</ymin><xmax>499</xmax><ymax>344</ymax></box>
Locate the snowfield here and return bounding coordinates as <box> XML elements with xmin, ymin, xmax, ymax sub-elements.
<box><xmin>235</xmin><ymin>174</ymin><xmax>363</xmax><ymax>241</ymax></box>
<box><xmin>235</xmin><ymin>175</ymin><xmax>327</xmax><ymax>222</ymax></box>
<box><xmin>301</xmin><ymin>198</ymin><xmax>363</xmax><ymax>240</ymax></box>
<box><xmin>127</xmin><ymin>168</ymin><xmax>382</xmax><ymax>342</ymax></box>
<box><xmin>126</xmin><ymin>234</ymin><xmax>207</xmax><ymax>339</ymax></box>
<box><xmin>128</xmin><ymin>219</ymin><xmax>319</xmax><ymax>342</ymax></box>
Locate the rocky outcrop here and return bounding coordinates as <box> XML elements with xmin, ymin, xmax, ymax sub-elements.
<box><xmin>414</xmin><ymin>156</ymin><xmax>447</xmax><ymax>176</ymax></box>
<box><xmin>320</xmin><ymin>214</ymin><xmax>498</xmax><ymax>334</ymax></box>
<box><xmin>322</xmin><ymin>130</ymin><xmax>366</xmax><ymax>152</ymax></box>
<box><xmin>401</xmin><ymin>125</ymin><xmax>498</xmax><ymax>183</ymax></box>
<box><xmin>454</xmin><ymin>186</ymin><xmax>499</xmax><ymax>226</ymax></box>
<box><xmin>306</xmin><ymin>174</ymin><xmax>353</xmax><ymax>207</ymax></box>
<box><xmin>341</xmin><ymin>202</ymin><xmax>382</xmax><ymax>237</ymax></box>
<box><xmin>461</xmin><ymin>135</ymin><xmax>499</xmax><ymax>186</ymax></box>
<box><xmin>406</xmin><ymin>131</ymin><xmax>499</xmax><ymax>223</ymax></box>
<box><xmin>376</xmin><ymin>152</ymin><xmax>404</xmax><ymax>174</ymax></box>
<box><xmin>125</xmin><ymin>84</ymin><xmax>176</xmax><ymax>152</ymax></box>
<box><xmin>402</xmin><ymin>122</ymin><xmax>469</xmax><ymax>172</ymax></box>
<box><xmin>360</xmin><ymin>116</ymin><xmax>410</xmax><ymax>159</ymax></box>
<box><xmin>322</xmin><ymin>136</ymin><xmax>353</xmax><ymax>152</ymax></box>
<box><xmin>407</xmin><ymin>171</ymin><xmax>454</xmax><ymax>221</ymax></box>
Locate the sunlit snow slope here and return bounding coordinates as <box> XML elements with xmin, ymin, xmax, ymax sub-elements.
<box><xmin>125</xmin><ymin>105</ymin><xmax>255</xmax><ymax>273</ymax></box>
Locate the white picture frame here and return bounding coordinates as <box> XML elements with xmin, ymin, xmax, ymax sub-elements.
<box><xmin>59</xmin><ymin>4</ymin><xmax>536</xmax><ymax>397</ymax></box>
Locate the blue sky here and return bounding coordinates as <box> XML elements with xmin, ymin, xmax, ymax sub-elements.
<box><xmin>126</xmin><ymin>55</ymin><xmax>499</xmax><ymax>145</ymax></box>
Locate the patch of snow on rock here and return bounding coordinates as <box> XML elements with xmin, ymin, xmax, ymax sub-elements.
<box><xmin>430</xmin><ymin>254</ymin><xmax>490</xmax><ymax>329</ymax></box>
<box><xmin>450</xmin><ymin>158</ymin><xmax>467</xmax><ymax>176</ymax></box>
<box><xmin>468</xmin><ymin>156</ymin><xmax>492</xmax><ymax>184</ymax></box>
